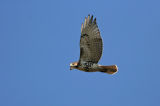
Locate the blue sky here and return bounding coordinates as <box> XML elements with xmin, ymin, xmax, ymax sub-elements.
<box><xmin>0</xmin><ymin>0</ymin><xmax>160</xmax><ymax>106</ymax></box>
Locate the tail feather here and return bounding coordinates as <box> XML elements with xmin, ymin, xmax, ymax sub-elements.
<box><xmin>99</xmin><ymin>65</ymin><xmax>118</xmax><ymax>74</ymax></box>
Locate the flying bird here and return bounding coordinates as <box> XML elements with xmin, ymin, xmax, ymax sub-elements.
<box><xmin>70</xmin><ymin>15</ymin><xmax>118</xmax><ymax>74</ymax></box>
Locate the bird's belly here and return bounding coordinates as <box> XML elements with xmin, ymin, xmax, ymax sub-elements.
<box><xmin>77</xmin><ymin>63</ymin><xmax>99</xmax><ymax>72</ymax></box>
<box><xmin>78</xmin><ymin>67</ymin><xmax>97</xmax><ymax>72</ymax></box>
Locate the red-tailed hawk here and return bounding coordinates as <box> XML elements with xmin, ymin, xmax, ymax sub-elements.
<box><xmin>70</xmin><ymin>15</ymin><xmax>118</xmax><ymax>74</ymax></box>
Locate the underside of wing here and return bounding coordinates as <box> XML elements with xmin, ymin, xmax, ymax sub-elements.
<box><xmin>79</xmin><ymin>15</ymin><xmax>103</xmax><ymax>64</ymax></box>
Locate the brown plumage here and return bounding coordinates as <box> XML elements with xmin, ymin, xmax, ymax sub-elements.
<box><xmin>70</xmin><ymin>15</ymin><xmax>118</xmax><ymax>74</ymax></box>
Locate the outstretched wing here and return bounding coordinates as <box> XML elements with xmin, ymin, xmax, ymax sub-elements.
<box><xmin>79</xmin><ymin>15</ymin><xmax>103</xmax><ymax>64</ymax></box>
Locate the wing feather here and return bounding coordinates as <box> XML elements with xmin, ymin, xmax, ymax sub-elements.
<box><xmin>79</xmin><ymin>15</ymin><xmax>103</xmax><ymax>64</ymax></box>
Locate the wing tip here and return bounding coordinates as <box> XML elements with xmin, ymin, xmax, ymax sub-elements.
<box><xmin>93</xmin><ymin>18</ymin><xmax>96</xmax><ymax>24</ymax></box>
<box><xmin>87</xmin><ymin>14</ymin><xmax>96</xmax><ymax>24</ymax></box>
<box><xmin>81</xmin><ymin>23</ymin><xmax>84</xmax><ymax>32</ymax></box>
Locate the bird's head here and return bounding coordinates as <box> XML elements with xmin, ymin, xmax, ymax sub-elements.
<box><xmin>70</xmin><ymin>62</ymin><xmax>78</xmax><ymax>70</ymax></box>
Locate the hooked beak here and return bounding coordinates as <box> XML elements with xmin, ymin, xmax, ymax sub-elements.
<box><xmin>70</xmin><ymin>66</ymin><xmax>73</xmax><ymax>70</ymax></box>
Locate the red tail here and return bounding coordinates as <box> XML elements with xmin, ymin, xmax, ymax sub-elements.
<box><xmin>99</xmin><ymin>65</ymin><xmax>118</xmax><ymax>74</ymax></box>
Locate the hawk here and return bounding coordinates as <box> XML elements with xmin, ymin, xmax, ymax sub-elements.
<box><xmin>70</xmin><ymin>15</ymin><xmax>118</xmax><ymax>74</ymax></box>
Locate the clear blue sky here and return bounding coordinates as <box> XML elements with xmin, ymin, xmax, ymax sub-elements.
<box><xmin>0</xmin><ymin>0</ymin><xmax>160</xmax><ymax>106</ymax></box>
